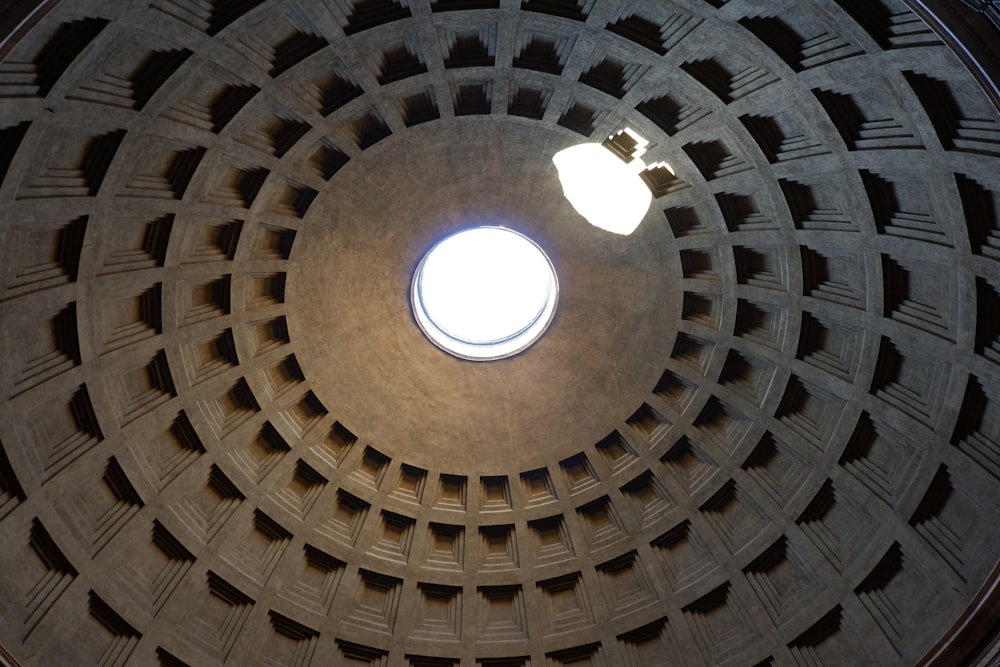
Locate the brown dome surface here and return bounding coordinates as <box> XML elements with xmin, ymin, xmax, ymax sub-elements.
<box><xmin>1</xmin><ymin>0</ymin><xmax>1000</xmax><ymax>665</ymax></box>
<box><xmin>288</xmin><ymin>121</ymin><xmax>681</xmax><ymax>471</ymax></box>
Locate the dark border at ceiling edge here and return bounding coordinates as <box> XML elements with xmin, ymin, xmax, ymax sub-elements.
<box><xmin>903</xmin><ymin>0</ymin><xmax>1000</xmax><ymax>112</ymax></box>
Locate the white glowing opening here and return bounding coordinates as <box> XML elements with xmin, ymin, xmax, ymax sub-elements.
<box><xmin>552</xmin><ymin>128</ymin><xmax>661</xmax><ymax>236</ymax></box>
<box><xmin>412</xmin><ymin>227</ymin><xmax>558</xmax><ymax>360</ymax></box>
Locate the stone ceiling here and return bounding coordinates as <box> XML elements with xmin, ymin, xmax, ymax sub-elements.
<box><xmin>1</xmin><ymin>0</ymin><xmax>1000</xmax><ymax>665</ymax></box>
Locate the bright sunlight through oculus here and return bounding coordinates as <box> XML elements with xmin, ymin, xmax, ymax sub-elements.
<box><xmin>412</xmin><ymin>226</ymin><xmax>558</xmax><ymax>361</ymax></box>
<box><xmin>552</xmin><ymin>128</ymin><xmax>665</xmax><ymax>236</ymax></box>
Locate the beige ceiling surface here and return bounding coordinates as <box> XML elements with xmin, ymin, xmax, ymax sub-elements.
<box><xmin>1</xmin><ymin>0</ymin><xmax>1000</xmax><ymax>665</ymax></box>
<box><xmin>288</xmin><ymin>121</ymin><xmax>680</xmax><ymax>471</ymax></box>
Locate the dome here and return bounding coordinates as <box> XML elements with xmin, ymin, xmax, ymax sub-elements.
<box><xmin>1</xmin><ymin>1</ymin><xmax>1000</xmax><ymax>665</ymax></box>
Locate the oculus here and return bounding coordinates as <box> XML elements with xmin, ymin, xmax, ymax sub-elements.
<box><xmin>411</xmin><ymin>226</ymin><xmax>559</xmax><ymax>360</ymax></box>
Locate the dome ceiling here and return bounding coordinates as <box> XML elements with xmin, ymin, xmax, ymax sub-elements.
<box><xmin>1</xmin><ymin>0</ymin><xmax>1000</xmax><ymax>665</ymax></box>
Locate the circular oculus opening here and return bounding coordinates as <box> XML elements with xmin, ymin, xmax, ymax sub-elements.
<box><xmin>412</xmin><ymin>226</ymin><xmax>559</xmax><ymax>360</ymax></box>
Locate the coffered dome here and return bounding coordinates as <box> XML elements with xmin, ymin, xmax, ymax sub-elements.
<box><xmin>1</xmin><ymin>1</ymin><xmax>1000</xmax><ymax>665</ymax></box>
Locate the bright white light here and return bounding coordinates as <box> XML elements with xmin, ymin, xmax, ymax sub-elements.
<box><xmin>617</xmin><ymin>127</ymin><xmax>650</xmax><ymax>161</ymax></box>
<box><xmin>552</xmin><ymin>129</ymin><xmax>660</xmax><ymax>236</ymax></box>
<box><xmin>420</xmin><ymin>228</ymin><xmax>551</xmax><ymax>343</ymax></box>
<box><xmin>412</xmin><ymin>227</ymin><xmax>558</xmax><ymax>360</ymax></box>
<box><xmin>646</xmin><ymin>159</ymin><xmax>675</xmax><ymax>175</ymax></box>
